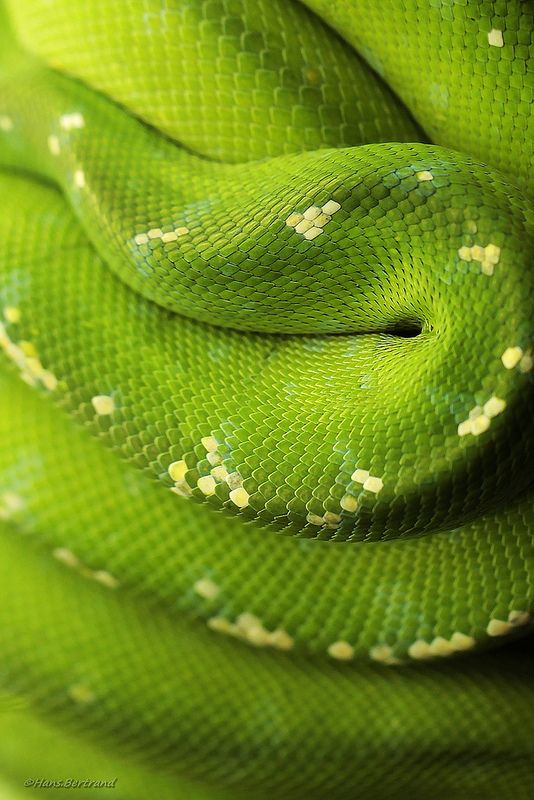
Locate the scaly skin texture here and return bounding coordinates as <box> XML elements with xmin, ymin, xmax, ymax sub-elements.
<box><xmin>0</xmin><ymin>1</ymin><xmax>533</xmax><ymax>798</ymax></box>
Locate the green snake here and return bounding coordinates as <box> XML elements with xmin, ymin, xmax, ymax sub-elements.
<box><xmin>0</xmin><ymin>0</ymin><xmax>533</xmax><ymax>797</ymax></box>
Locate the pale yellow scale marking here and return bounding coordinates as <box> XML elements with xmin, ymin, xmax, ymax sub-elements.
<box><xmin>458</xmin><ymin>243</ymin><xmax>501</xmax><ymax>276</ymax></box>
<box><xmin>201</xmin><ymin>436</ymin><xmax>218</xmax><ymax>452</ymax></box>
<box><xmin>286</xmin><ymin>199</ymin><xmax>341</xmax><ymax>240</ymax></box>
<box><xmin>340</xmin><ymin>494</ymin><xmax>358</xmax><ymax>512</ymax></box>
<box><xmin>416</xmin><ymin>170</ymin><xmax>433</xmax><ymax>181</ymax></box>
<box><xmin>59</xmin><ymin>112</ymin><xmax>85</xmax><ymax>130</ymax></box>
<box><xmin>487</xmin><ymin>610</ymin><xmax>530</xmax><ymax>637</ymax></box>
<box><xmin>501</xmin><ymin>346</ymin><xmax>523</xmax><ymax>369</ymax></box>
<box><xmin>0</xmin><ymin>320</ymin><xmax>58</xmax><ymax>390</ymax></box>
<box><xmin>194</xmin><ymin>577</ymin><xmax>220</xmax><ymax>600</ymax></box>
<box><xmin>47</xmin><ymin>134</ymin><xmax>60</xmax><ymax>156</ymax></box>
<box><xmin>457</xmin><ymin>395</ymin><xmax>506</xmax><ymax>437</ymax></box>
<box><xmin>53</xmin><ymin>547</ymin><xmax>80</xmax><ymax>569</ymax></box>
<box><xmin>487</xmin><ymin>29</ymin><xmax>504</xmax><ymax>48</ymax></box>
<box><xmin>53</xmin><ymin>547</ymin><xmax>120</xmax><ymax>589</ymax></box>
<box><xmin>0</xmin><ymin>115</ymin><xmax>13</xmax><ymax>132</ymax></box>
<box><xmin>91</xmin><ymin>394</ymin><xmax>114</xmax><ymax>415</ymax></box>
<box><xmin>230</xmin><ymin>487</ymin><xmax>250</xmax><ymax>508</ymax></box>
<box><xmin>168</xmin><ymin>460</ymin><xmax>187</xmax><ymax>482</ymax></box>
<box><xmin>407</xmin><ymin>631</ymin><xmax>476</xmax><ymax>660</ymax></box>
<box><xmin>197</xmin><ymin>475</ymin><xmax>217</xmax><ymax>496</ymax></box>
<box><xmin>74</xmin><ymin>168</ymin><xmax>86</xmax><ymax>189</ymax></box>
<box><xmin>323</xmin><ymin>511</ymin><xmax>341</xmax><ymax>528</ymax></box>
<box><xmin>327</xmin><ymin>640</ymin><xmax>354</xmax><ymax>661</ymax></box>
<box><xmin>68</xmin><ymin>684</ymin><xmax>95</xmax><ymax>705</ymax></box>
<box><xmin>93</xmin><ymin>570</ymin><xmax>119</xmax><ymax>589</ymax></box>
<box><xmin>0</xmin><ymin>491</ymin><xmax>25</xmax><ymax>520</ymax></box>
<box><xmin>351</xmin><ymin>468</ymin><xmax>383</xmax><ymax>494</ymax></box>
<box><xmin>369</xmin><ymin>645</ymin><xmax>402</xmax><ymax>665</ymax></box>
<box><xmin>3</xmin><ymin>306</ymin><xmax>21</xmax><ymax>323</ymax></box>
<box><xmin>168</xmin><ymin>458</ymin><xmax>192</xmax><ymax>499</ymax></box>
<box><xmin>134</xmin><ymin>227</ymin><xmax>189</xmax><ymax>246</ymax></box>
<box><xmin>208</xmin><ymin>612</ymin><xmax>294</xmax><ymax>651</ymax></box>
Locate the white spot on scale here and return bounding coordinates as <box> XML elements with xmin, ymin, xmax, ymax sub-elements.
<box><xmin>68</xmin><ymin>684</ymin><xmax>95</xmax><ymax>705</ymax></box>
<box><xmin>0</xmin><ymin>115</ymin><xmax>13</xmax><ymax>131</ymax></box>
<box><xmin>501</xmin><ymin>346</ymin><xmax>523</xmax><ymax>369</ymax></box>
<box><xmin>487</xmin><ymin>29</ymin><xmax>504</xmax><ymax>48</ymax></box>
<box><xmin>47</xmin><ymin>134</ymin><xmax>60</xmax><ymax>155</ymax></box>
<box><xmin>59</xmin><ymin>112</ymin><xmax>85</xmax><ymax>130</ymax></box>
<box><xmin>369</xmin><ymin>645</ymin><xmax>402</xmax><ymax>665</ymax></box>
<box><xmin>351</xmin><ymin>469</ymin><xmax>369</xmax><ymax>484</ymax></box>
<box><xmin>53</xmin><ymin>547</ymin><xmax>80</xmax><ymax>569</ymax></box>
<box><xmin>229</xmin><ymin>487</ymin><xmax>250</xmax><ymax>508</ymax></box>
<box><xmin>197</xmin><ymin>475</ymin><xmax>216</xmax><ymax>496</ymax></box>
<box><xmin>3</xmin><ymin>306</ymin><xmax>21</xmax><ymax>324</ymax></box>
<box><xmin>457</xmin><ymin>396</ymin><xmax>506</xmax><ymax>437</ymax></box>
<box><xmin>91</xmin><ymin>395</ymin><xmax>114</xmax><ymax>415</ymax></box>
<box><xmin>0</xmin><ymin>491</ymin><xmax>25</xmax><ymax>520</ymax></box>
<box><xmin>286</xmin><ymin>199</ymin><xmax>340</xmax><ymax>239</ymax></box>
<box><xmin>201</xmin><ymin>436</ymin><xmax>218</xmax><ymax>452</ymax></box>
<box><xmin>74</xmin><ymin>169</ymin><xmax>86</xmax><ymax>189</ymax></box>
<box><xmin>327</xmin><ymin>640</ymin><xmax>354</xmax><ymax>661</ymax></box>
<box><xmin>194</xmin><ymin>577</ymin><xmax>220</xmax><ymax>600</ymax></box>
<box><xmin>340</xmin><ymin>494</ymin><xmax>358</xmax><ymax>512</ymax></box>
<box><xmin>487</xmin><ymin>610</ymin><xmax>530</xmax><ymax>636</ymax></box>
<box><xmin>416</xmin><ymin>171</ymin><xmax>433</xmax><ymax>182</ymax></box>
<box><xmin>207</xmin><ymin>613</ymin><xmax>294</xmax><ymax>651</ymax></box>
<box><xmin>458</xmin><ymin>243</ymin><xmax>501</xmax><ymax>275</ymax></box>
<box><xmin>168</xmin><ymin>460</ymin><xmax>187</xmax><ymax>482</ymax></box>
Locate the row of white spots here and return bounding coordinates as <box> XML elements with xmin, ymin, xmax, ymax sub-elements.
<box><xmin>457</xmin><ymin>395</ymin><xmax>506</xmax><ymax>437</ymax></box>
<box><xmin>322</xmin><ymin>612</ymin><xmax>530</xmax><ymax>663</ymax></box>
<box><xmin>306</xmin><ymin>510</ymin><xmax>342</xmax><ymax>528</ymax></box>
<box><xmin>168</xmin><ymin>437</ymin><xmax>251</xmax><ymax>508</ymax></box>
<box><xmin>487</xmin><ymin>28</ymin><xmax>504</xmax><ymax>48</ymax></box>
<box><xmin>134</xmin><ymin>226</ymin><xmax>189</xmax><ymax>246</ymax></box>
<box><xmin>208</xmin><ymin>612</ymin><xmax>294</xmax><ymax>651</ymax></box>
<box><xmin>0</xmin><ymin>312</ymin><xmax>58</xmax><ymax>391</ymax></box>
<box><xmin>53</xmin><ymin>546</ymin><xmax>119</xmax><ymax>589</ymax></box>
<box><xmin>351</xmin><ymin>469</ymin><xmax>384</xmax><ymax>494</ymax></box>
<box><xmin>91</xmin><ymin>394</ymin><xmax>115</xmax><ymax>415</ymax></box>
<box><xmin>501</xmin><ymin>345</ymin><xmax>533</xmax><ymax>373</ymax></box>
<box><xmin>407</xmin><ymin>632</ymin><xmax>476</xmax><ymax>660</ymax></box>
<box><xmin>286</xmin><ymin>199</ymin><xmax>341</xmax><ymax>241</ymax></box>
<box><xmin>0</xmin><ymin>115</ymin><xmax>13</xmax><ymax>132</ymax></box>
<box><xmin>0</xmin><ymin>490</ymin><xmax>25</xmax><ymax>521</ymax></box>
<box><xmin>458</xmin><ymin>243</ymin><xmax>501</xmax><ymax>276</ymax></box>
<box><xmin>306</xmin><ymin>469</ymin><xmax>383</xmax><ymax>528</ymax></box>
<box><xmin>487</xmin><ymin>609</ymin><xmax>530</xmax><ymax>636</ymax></box>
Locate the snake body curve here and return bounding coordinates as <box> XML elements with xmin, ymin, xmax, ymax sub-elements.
<box><xmin>0</xmin><ymin>1</ymin><xmax>533</xmax><ymax>798</ymax></box>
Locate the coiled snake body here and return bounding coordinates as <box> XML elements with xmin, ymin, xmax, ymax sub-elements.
<box><xmin>0</xmin><ymin>1</ymin><xmax>533</xmax><ymax>798</ymax></box>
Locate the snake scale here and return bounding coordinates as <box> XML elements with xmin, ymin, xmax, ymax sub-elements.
<box><xmin>0</xmin><ymin>0</ymin><xmax>533</xmax><ymax>798</ymax></box>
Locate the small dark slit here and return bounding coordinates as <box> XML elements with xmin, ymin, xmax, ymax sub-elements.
<box><xmin>384</xmin><ymin>322</ymin><xmax>423</xmax><ymax>338</ymax></box>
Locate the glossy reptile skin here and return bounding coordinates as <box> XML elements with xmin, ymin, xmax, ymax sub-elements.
<box><xmin>0</xmin><ymin>1</ymin><xmax>533</xmax><ymax>798</ymax></box>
